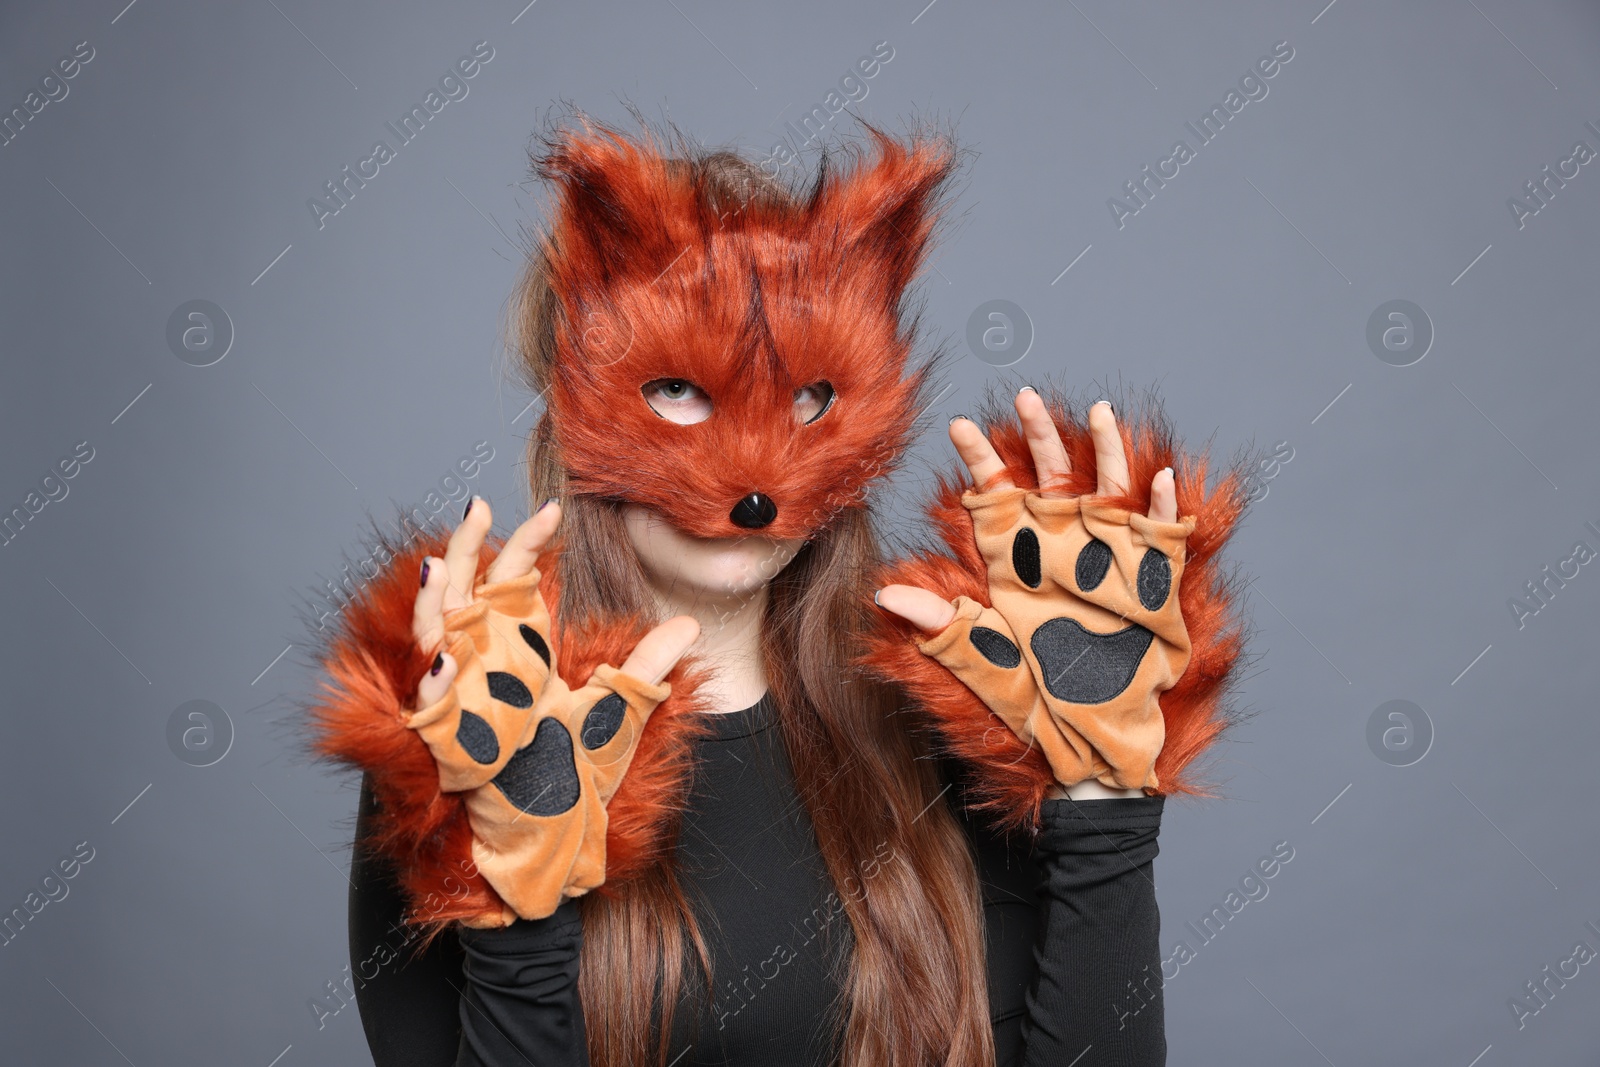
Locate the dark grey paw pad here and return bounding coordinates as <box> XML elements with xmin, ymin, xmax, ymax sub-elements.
<box><xmin>1012</xmin><ymin>528</ymin><xmax>1042</xmax><ymax>588</ymax></box>
<box><xmin>456</xmin><ymin>709</ymin><xmax>500</xmax><ymax>765</ymax></box>
<box><xmin>1075</xmin><ymin>538</ymin><xmax>1112</xmax><ymax>591</ymax></box>
<box><xmin>581</xmin><ymin>694</ymin><xmax>627</xmax><ymax>750</ymax></box>
<box><xmin>1136</xmin><ymin>549</ymin><xmax>1171</xmax><ymax>610</ymax></box>
<box><xmin>969</xmin><ymin>626</ymin><xmax>1022</xmax><ymax>669</ymax></box>
<box><xmin>1030</xmin><ymin>617</ymin><xmax>1155</xmax><ymax>705</ymax></box>
<box><xmin>493</xmin><ymin>717</ymin><xmax>580</xmax><ymax>816</ymax></box>
<box><xmin>519</xmin><ymin>624</ymin><xmax>551</xmax><ymax>667</ymax></box>
<box><xmin>487</xmin><ymin>671</ymin><xmax>534</xmax><ymax>709</ymax></box>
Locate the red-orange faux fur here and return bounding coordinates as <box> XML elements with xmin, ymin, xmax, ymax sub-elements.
<box><xmin>530</xmin><ymin>116</ymin><xmax>962</xmax><ymax>541</ymax></box>
<box><xmin>859</xmin><ymin>386</ymin><xmax>1255</xmax><ymax>834</ymax></box>
<box><xmin>305</xmin><ymin>524</ymin><xmax>712</xmax><ymax>945</ymax></box>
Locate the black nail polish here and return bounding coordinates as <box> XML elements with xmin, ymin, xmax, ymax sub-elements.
<box><xmin>1018</xmin><ymin>384</ymin><xmax>1036</xmax><ymax>395</ymax></box>
<box><xmin>949</xmin><ymin>413</ymin><xmax>969</xmax><ymax>425</ymax></box>
<box><xmin>463</xmin><ymin>498</ymin><xmax>474</xmax><ymax>522</ymax></box>
<box><xmin>430</xmin><ymin>653</ymin><xmax>444</xmax><ymax>677</ymax></box>
<box><xmin>420</xmin><ymin>560</ymin><xmax>430</xmax><ymax>588</ymax></box>
<box><xmin>537</xmin><ymin>497</ymin><xmax>557</xmax><ymax>512</ymax></box>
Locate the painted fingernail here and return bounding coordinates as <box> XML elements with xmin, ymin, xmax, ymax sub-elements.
<box><xmin>430</xmin><ymin>653</ymin><xmax>444</xmax><ymax>677</ymax></box>
<box><xmin>872</xmin><ymin>588</ymin><xmax>882</xmax><ymax>606</ymax></box>
<box><xmin>1018</xmin><ymin>384</ymin><xmax>1036</xmax><ymax>396</ymax></box>
<box><xmin>949</xmin><ymin>413</ymin><xmax>969</xmax><ymax>425</ymax></box>
<box><xmin>420</xmin><ymin>559</ymin><xmax>430</xmax><ymax>588</ymax></box>
<box><xmin>1093</xmin><ymin>399</ymin><xmax>1112</xmax><ymax>411</ymax></box>
<box><xmin>537</xmin><ymin>497</ymin><xmax>557</xmax><ymax>512</ymax></box>
<box><xmin>463</xmin><ymin>497</ymin><xmax>476</xmax><ymax>521</ymax></box>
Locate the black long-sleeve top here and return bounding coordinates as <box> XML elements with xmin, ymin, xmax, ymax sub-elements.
<box><xmin>347</xmin><ymin>691</ymin><xmax>1166</xmax><ymax>1067</ymax></box>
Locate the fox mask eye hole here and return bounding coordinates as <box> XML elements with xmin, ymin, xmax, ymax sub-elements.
<box><xmin>642</xmin><ymin>378</ymin><xmax>712</xmax><ymax>424</ymax></box>
<box><xmin>795</xmin><ymin>381</ymin><xmax>835</xmax><ymax>424</ymax></box>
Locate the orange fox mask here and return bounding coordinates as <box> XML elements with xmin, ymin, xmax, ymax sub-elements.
<box><xmin>535</xmin><ymin>120</ymin><xmax>961</xmax><ymax>540</ymax></box>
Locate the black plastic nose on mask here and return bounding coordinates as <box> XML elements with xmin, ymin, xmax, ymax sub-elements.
<box><xmin>730</xmin><ymin>492</ymin><xmax>777</xmax><ymax>530</ymax></box>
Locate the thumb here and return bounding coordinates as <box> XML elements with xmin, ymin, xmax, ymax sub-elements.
<box><xmin>618</xmin><ymin>615</ymin><xmax>700</xmax><ymax>685</ymax></box>
<box><xmin>874</xmin><ymin>584</ymin><xmax>958</xmax><ymax>633</ymax></box>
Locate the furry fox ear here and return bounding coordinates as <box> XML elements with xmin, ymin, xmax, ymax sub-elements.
<box><xmin>811</xmin><ymin>125</ymin><xmax>961</xmax><ymax>306</ymax></box>
<box><xmin>535</xmin><ymin>118</ymin><xmax>961</xmax><ymax>306</ymax></box>
<box><xmin>534</xmin><ymin>123</ymin><xmax>689</xmax><ymax>290</ymax></box>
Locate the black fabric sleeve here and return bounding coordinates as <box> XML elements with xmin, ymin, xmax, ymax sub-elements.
<box><xmin>348</xmin><ymin>774</ymin><xmax>466</xmax><ymax>1067</ymax></box>
<box><xmin>347</xmin><ymin>773</ymin><xmax>591</xmax><ymax>1067</ymax></box>
<box><xmin>1018</xmin><ymin>795</ymin><xmax>1166</xmax><ymax>1067</ymax></box>
<box><xmin>454</xmin><ymin>900</ymin><xmax>588</xmax><ymax>1067</ymax></box>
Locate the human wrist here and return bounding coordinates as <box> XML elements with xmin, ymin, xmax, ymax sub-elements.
<box><xmin>457</xmin><ymin>896</ymin><xmax>584</xmax><ymax>950</ymax></box>
<box><xmin>1054</xmin><ymin>779</ymin><xmax>1146</xmax><ymax>801</ymax></box>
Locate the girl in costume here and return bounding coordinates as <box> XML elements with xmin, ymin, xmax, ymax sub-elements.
<box><xmin>308</xmin><ymin>115</ymin><xmax>1252</xmax><ymax>1067</ymax></box>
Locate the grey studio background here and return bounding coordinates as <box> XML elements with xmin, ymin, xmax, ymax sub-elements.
<box><xmin>2</xmin><ymin>0</ymin><xmax>1598</xmax><ymax>1064</ymax></box>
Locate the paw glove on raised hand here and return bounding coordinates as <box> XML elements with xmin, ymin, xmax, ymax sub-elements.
<box><xmin>407</xmin><ymin>566</ymin><xmax>670</xmax><ymax>926</ymax></box>
<box><xmin>913</xmin><ymin>486</ymin><xmax>1195</xmax><ymax>793</ymax></box>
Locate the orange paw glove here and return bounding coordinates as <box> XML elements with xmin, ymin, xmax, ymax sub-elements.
<box><xmin>912</xmin><ymin>487</ymin><xmax>1195</xmax><ymax>792</ymax></box>
<box><xmin>860</xmin><ymin>389</ymin><xmax>1254</xmax><ymax>831</ymax></box>
<box><xmin>407</xmin><ymin>566</ymin><xmax>670</xmax><ymax>926</ymax></box>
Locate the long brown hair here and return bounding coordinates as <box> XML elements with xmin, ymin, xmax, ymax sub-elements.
<box><xmin>512</xmin><ymin>146</ymin><xmax>994</xmax><ymax>1067</ymax></box>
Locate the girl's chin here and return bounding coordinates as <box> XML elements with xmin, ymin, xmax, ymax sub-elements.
<box><xmin>680</xmin><ymin>539</ymin><xmax>798</xmax><ymax>582</ymax></box>
<box><xmin>623</xmin><ymin>505</ymin><xmax>805</xmax><ymax>593</ymax></box>
<box><xmin>660</xmin><ymin>529</ymin><xmax>802</xmax><ymax>586</ymax></box>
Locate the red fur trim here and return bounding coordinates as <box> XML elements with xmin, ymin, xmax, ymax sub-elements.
<box><xmin>859</xmin><ymin>386</ymin><xmax>1254</xmax><ymax>832</ymax></box>
<box><xmin>305</xmin><ymin>523</ymin><xmax>710</xmax><ymax>939</ymax></box>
